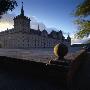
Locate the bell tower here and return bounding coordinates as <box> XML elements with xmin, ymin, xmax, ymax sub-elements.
<box><xmin>14</xmin><ymin>2</ymin><xmax>31</xmax><ymax>33</ymax></box>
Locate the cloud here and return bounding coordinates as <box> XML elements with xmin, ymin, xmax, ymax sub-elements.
<box><xmin>0</xmin><ymin>13</ymin><xmax>15</xmax><ymax>31</ymax></box>
<box><xmin>71</xmin><ymin>34</ymin><xmax>90</xmax><ymax>44</ymax></box>
<box><xmin>71</xmin><ymin>39</ymin><xmax>82</xmax><ymax>44</ymax></box>
<box><xmin>71</xmin><ymin>34</ymin><xmax>83</xmax><ymax>44</ymax></box>
<box><xmin>0</xmin><ymin>13</ymin><xmax>58</xmax><ymax>33</ymax></box>
<box><xmin>0</xmin><ymin>13</ymin><xmax>15</xmax><ymax>23</ymax></box>
<box><xmin>30</xmin><ymin>16</ymin><xmax>46</xmax><ymax>30</ymax></box>
<box><xmin>0</xmin><ymin>14</ymin><xmax>48</xmax><ymax>31</ymax></box>
<box><xmin>71</xmin><ymin>38</ymin><xmax>90</xmax><ymax>45</ymax></box>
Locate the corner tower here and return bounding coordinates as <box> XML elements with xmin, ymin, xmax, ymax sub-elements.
<box><xmin>14</xmin><ymin>2</ymin><xmax>31</xmax><ymax>33</ymax></box>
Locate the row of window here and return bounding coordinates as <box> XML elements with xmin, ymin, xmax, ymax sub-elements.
<box><xmin>17</xmin><ymin>43</ymin><xmax>54</xmax><ymax>48</ymax></box>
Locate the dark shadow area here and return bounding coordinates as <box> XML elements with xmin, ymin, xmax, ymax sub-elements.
<box><xmin>0</xmin><ymin>56</ymin><xmax>68</xmax><ymax>90</ymax></box>
<box><xmin>0</xmin><ymin>49</ymin><xmax>89</xmax><ymax>90</ymax></box>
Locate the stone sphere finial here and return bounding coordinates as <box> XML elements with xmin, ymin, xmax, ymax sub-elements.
<box><xmin>54</xmin><ymin>43</ymin><xmax>68</xmax><ymax>60</ymax></box>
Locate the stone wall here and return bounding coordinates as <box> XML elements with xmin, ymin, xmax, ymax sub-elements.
<box><xmin>0</xmin><ymin>32</ymin><xmax>63</xmax><ymax>48</ymax></box>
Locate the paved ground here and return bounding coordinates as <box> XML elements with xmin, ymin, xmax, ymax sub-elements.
<box><xmin>0</xmin><ymin>47</ymin><xmax>82</xmax><ymax>63</ymax></box>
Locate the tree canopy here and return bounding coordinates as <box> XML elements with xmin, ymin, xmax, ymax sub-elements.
<box><xmin>0</xmin><ymin>0</ymin><xmax>17</xmax><ymax>18</ymax></box>
<box><xmin>74</xmin><ymin>0</ymin><xmax>90</xmax><ymax>38</ymax></box>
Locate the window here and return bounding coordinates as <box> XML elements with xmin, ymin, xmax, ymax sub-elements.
<box><xmin>27</xmin><ymin>40</ymin><xmax>29</xmax><ymax>42</ymax></box>
<box><xmin>22</xmin><ymin>36</ymin><xmax>24</xmax><ymax>38</ymax></box>
<box><xmin>23</xmin><ymin>40</ymin><xmax>24</xmax><ymax>42</ymax></box>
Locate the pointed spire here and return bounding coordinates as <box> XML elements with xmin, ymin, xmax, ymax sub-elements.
<box><xmin>67</xmin><ymin>32</ymin><xmax>70</xmax><ymax>37</ymax></box>
<box><xmin>20</xmin><ymin>2</ymin><xmax>24</xmax><ymax>16</ymax></box>
<box><xmin>67</xmin><ymin>32</ymin><xmax>71</xmax><ymax>41</ymax></box>
<box><xmin>38</xmin><ymin>24</ymin><xmax>40</xmax><ymax>30</ymax></box>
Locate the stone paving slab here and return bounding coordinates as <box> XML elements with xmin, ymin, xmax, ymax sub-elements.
<box><xmin>0</xmin><ymin>47</ymin><xmax>82</xmax><ymax>63</ymax></box>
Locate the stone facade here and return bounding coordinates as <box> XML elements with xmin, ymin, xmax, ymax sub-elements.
<box><xmin>0</xmin><ymin>3</ymin><xmax>71</xmax><ymax>49</ymax></box>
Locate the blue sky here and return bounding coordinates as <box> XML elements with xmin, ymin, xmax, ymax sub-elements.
<box><xmin>14</xmin><ymin>0</ymin><xmax>82</xmax><ymax>34</ymax></box>
<box><xmin>0</xmin><ymin>0</ymin><xmax>85</xmax><ymax>44</ymax></box>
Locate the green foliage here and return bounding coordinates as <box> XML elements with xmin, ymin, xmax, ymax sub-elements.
<box><xmin>0</xmin><ymin>0</ymin><xmax>17</xmax><ymax>18</ymax></box>
<box><xmin>74</xmin><ymin>0</ymin><xmax>90</xmax><ymax>38</ymax></box>
<box><xmin>74</xmin><ymin>0</ymin><xmax>90</xmax><ymax>17</ymax></box>
<box><xmin>75</xmin><ymin>19</ymin><xmax>90</xmax><ymax>38</ymax></box>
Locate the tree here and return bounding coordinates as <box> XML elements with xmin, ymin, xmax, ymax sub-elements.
<box><xmin>74</xmin><ymin>0</ymin><xmax>90</xmax><ymax>38</ymax></box>
<box><xmin>0</xmin><ymin>0</ymin><xmax>17</xmax><ymax>18</ymax></box>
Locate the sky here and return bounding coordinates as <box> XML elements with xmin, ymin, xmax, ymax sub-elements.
<box><xmin>0</xmin><ymin>0</ymin><xmax>87</xmax><ymax>44</ymax></box>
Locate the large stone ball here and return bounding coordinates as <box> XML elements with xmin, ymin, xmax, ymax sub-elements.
<box><xmin>54</xmin><ymin>43</ymin><xmax>68</xmax><ymax>58</ymax></box>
